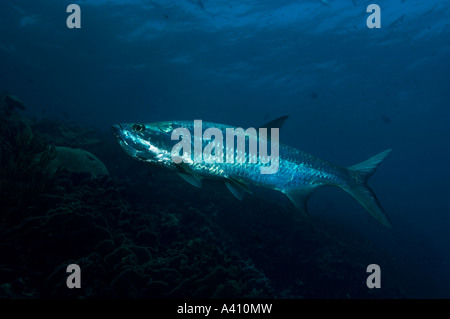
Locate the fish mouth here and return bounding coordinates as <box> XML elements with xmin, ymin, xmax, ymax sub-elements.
<box><xmin>111</xmin><ymin>124</ymin><xmax>127</xmax><ymax>145</ymax></box>
<box><xmin>111</xmin><ymin>124</ymin><xmax>123</xmax><ymax>139</ymax></box>
<box><xmin>111</xmin><ymin>124</ymin><xmax>147</xmax><ymax>158</ymax></box>
<box><xmin>112</xmin><ymin>124</ymin><xmax>130</xmax><ymax>149</ymax></box>
<box><xmin>111</xmin><ymin>124</ymin><xmax>140</xmax><ymax>157</ymax></box>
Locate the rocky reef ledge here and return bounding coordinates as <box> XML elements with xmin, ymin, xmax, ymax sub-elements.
<box><xmin>0</xmin><ymin>93</ymin><xmax>406</xmax><ymax>298</ymax></box>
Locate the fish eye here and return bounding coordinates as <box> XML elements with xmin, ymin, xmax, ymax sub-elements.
<box><xmin>132</xmin><ymin>124</ymin><xmax>145</xmax><ymax>133</ymax></box>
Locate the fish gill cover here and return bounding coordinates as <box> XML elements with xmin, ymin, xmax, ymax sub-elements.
<box><xmin>0</xmin><ymin>0</ymin><xmax>449</xmax><ymax>301</ymax></box>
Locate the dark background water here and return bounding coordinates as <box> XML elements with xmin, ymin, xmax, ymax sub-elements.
<box><xmin>0</xmin><ymin>0</ymin><xmax>449</xmax><ymax>298</ymax></box>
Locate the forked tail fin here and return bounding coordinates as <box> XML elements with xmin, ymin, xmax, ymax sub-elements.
<box><xmin>344</xmin><ymin>149</ymin><xmax>393</xmax><ymax>227</ymax></box>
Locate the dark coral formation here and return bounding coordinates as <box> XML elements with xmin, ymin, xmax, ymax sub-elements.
<box><xmin>0</xmin><ymin>93</ymin><xmax>56</xmax><ymax>225</ymax></box>
<box><xmin>0</xmin><ymin>94</ymin><xmax>407</xmax><ymax>298</ymax></box>
<box><xmin>47</xmin><ymin>146</ymin><xmax>109</xmax><ymax>177</ymax></box>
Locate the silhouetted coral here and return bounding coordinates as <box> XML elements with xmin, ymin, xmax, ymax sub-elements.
<box><xmin>0</xmin><ymin>94</ymin><xmax>407</xmax><ymax>299</ymax></box>
<box><xmin>47</xmin><ymin>147</ymin><xmax>109</xmax><ymax>177</ymax></box>
<box><xmin>0</xmin><ymin>95</ymin><xmax>56</xmax><ymax>223</ymax></box>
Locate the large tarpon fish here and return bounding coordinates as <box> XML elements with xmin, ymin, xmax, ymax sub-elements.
<box><xmin>112</xmin><ymin>116</ymin><xmax>392</xmax><ymax>227</ymax></box>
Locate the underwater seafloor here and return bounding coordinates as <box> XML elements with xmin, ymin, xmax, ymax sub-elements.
<box><xmin>0</xmin><ymin>92</ymin><xmax>408</xmax><ymax>299</ymax></box>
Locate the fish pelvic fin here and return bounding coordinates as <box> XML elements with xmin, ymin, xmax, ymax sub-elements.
<box><xmin>225</xmin><ymin>177</ymin><xmax>253</xmax><ymax>201</ymax></box>
<box><xmin>344</xmin><ymin>149</ymin><xmax>393</xmax><ymax>228</ymax></box>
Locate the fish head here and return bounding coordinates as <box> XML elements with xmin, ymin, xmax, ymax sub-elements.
<box><xmin>112</xmin><ymin>122</ymin><xmax>175</xmax><ymax>165</ymax></box>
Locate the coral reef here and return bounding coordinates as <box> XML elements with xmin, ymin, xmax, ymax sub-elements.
<box><xmin>0</xmin><ymin>92</ymin><xmax>26</xmax><ymax>115</ymax></box>
<box><xmin>32</xmin><ymin>120</ymin><xmax>102</xmax><ymax>148</ymax></box>
<box><xmin>0</xmin><ymin>92</ymin><xmax>56</xmax><ymax>224</ymax></box>
<box><xmin>47</xmin><ymin>146</ymin><xmax>109</xmax><ymax>177</ymax></box>
<box><xmin>0</xmin><ymin>94</ymin><xmax>407</xmax><ymax>298</ymax></box>
<box><xmin>0</xmin><ymin>96</ymin><xmax>274</xmax><ymax>298</ymax></box>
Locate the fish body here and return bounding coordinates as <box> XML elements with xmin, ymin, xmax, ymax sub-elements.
<box><xmin>112</xmin><ymin>117</ymin><xmax>392</xmax><ymax>227</ymax></box>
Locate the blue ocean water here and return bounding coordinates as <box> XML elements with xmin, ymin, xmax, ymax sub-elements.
<box><xmin>0</xmin><ymin>0</ymin><xmax>449</xmax><ymax>299</ymax></box>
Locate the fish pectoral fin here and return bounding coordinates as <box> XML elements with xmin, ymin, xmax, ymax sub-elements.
<box><xmin>177</xmin><ymin>172</ymin><xmax>202</xmax><ymax>188</ymax></box>
<box><xmin>225</xmin><ymin>178</ymin><xmax>252</xmax><ymax>201</ymax></box>
<box><xmin>176</xmin><ymin>163</ymin><xmax>203</xmax><ymax>188</ymax></box>
<box><xmin>283</xmin><ymin>188</ymin><xmax>313</xmax><ymax>218</ymax></box>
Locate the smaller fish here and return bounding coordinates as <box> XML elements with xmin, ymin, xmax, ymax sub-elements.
<box><xmin>381</xmin><ymin>115</ymin><xmax>391</xmax><ymax>124</ymax></box>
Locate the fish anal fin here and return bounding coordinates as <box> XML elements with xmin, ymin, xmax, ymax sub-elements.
<box><xmin>284</xmin><ymin>188</ymin><xmax>313</xmax><ymax>218</ymax></box>
<box><xmin>225</xmin><ymin>177</ymin><xmax>252</xmax><ymax>200</ymax></box>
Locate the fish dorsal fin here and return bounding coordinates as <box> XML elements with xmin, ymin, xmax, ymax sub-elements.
<box><xmin>258</xmin><ymin>115</ymin><xmax>289</xmax><ymax>131</ymax></box>
<box><xmin>176</xmin><ymin>162</ymin><xmax>203</xmax><ymax>188</ymax></box>
<box><xmin>283</xmin><ymin>188</ymin><xmax>314</xmax><ymax>218</ymax></box>
<box><xmin>225</xmin><ymin>177</ymin><xmax>252</xmax><ymax>201</ymax></box>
